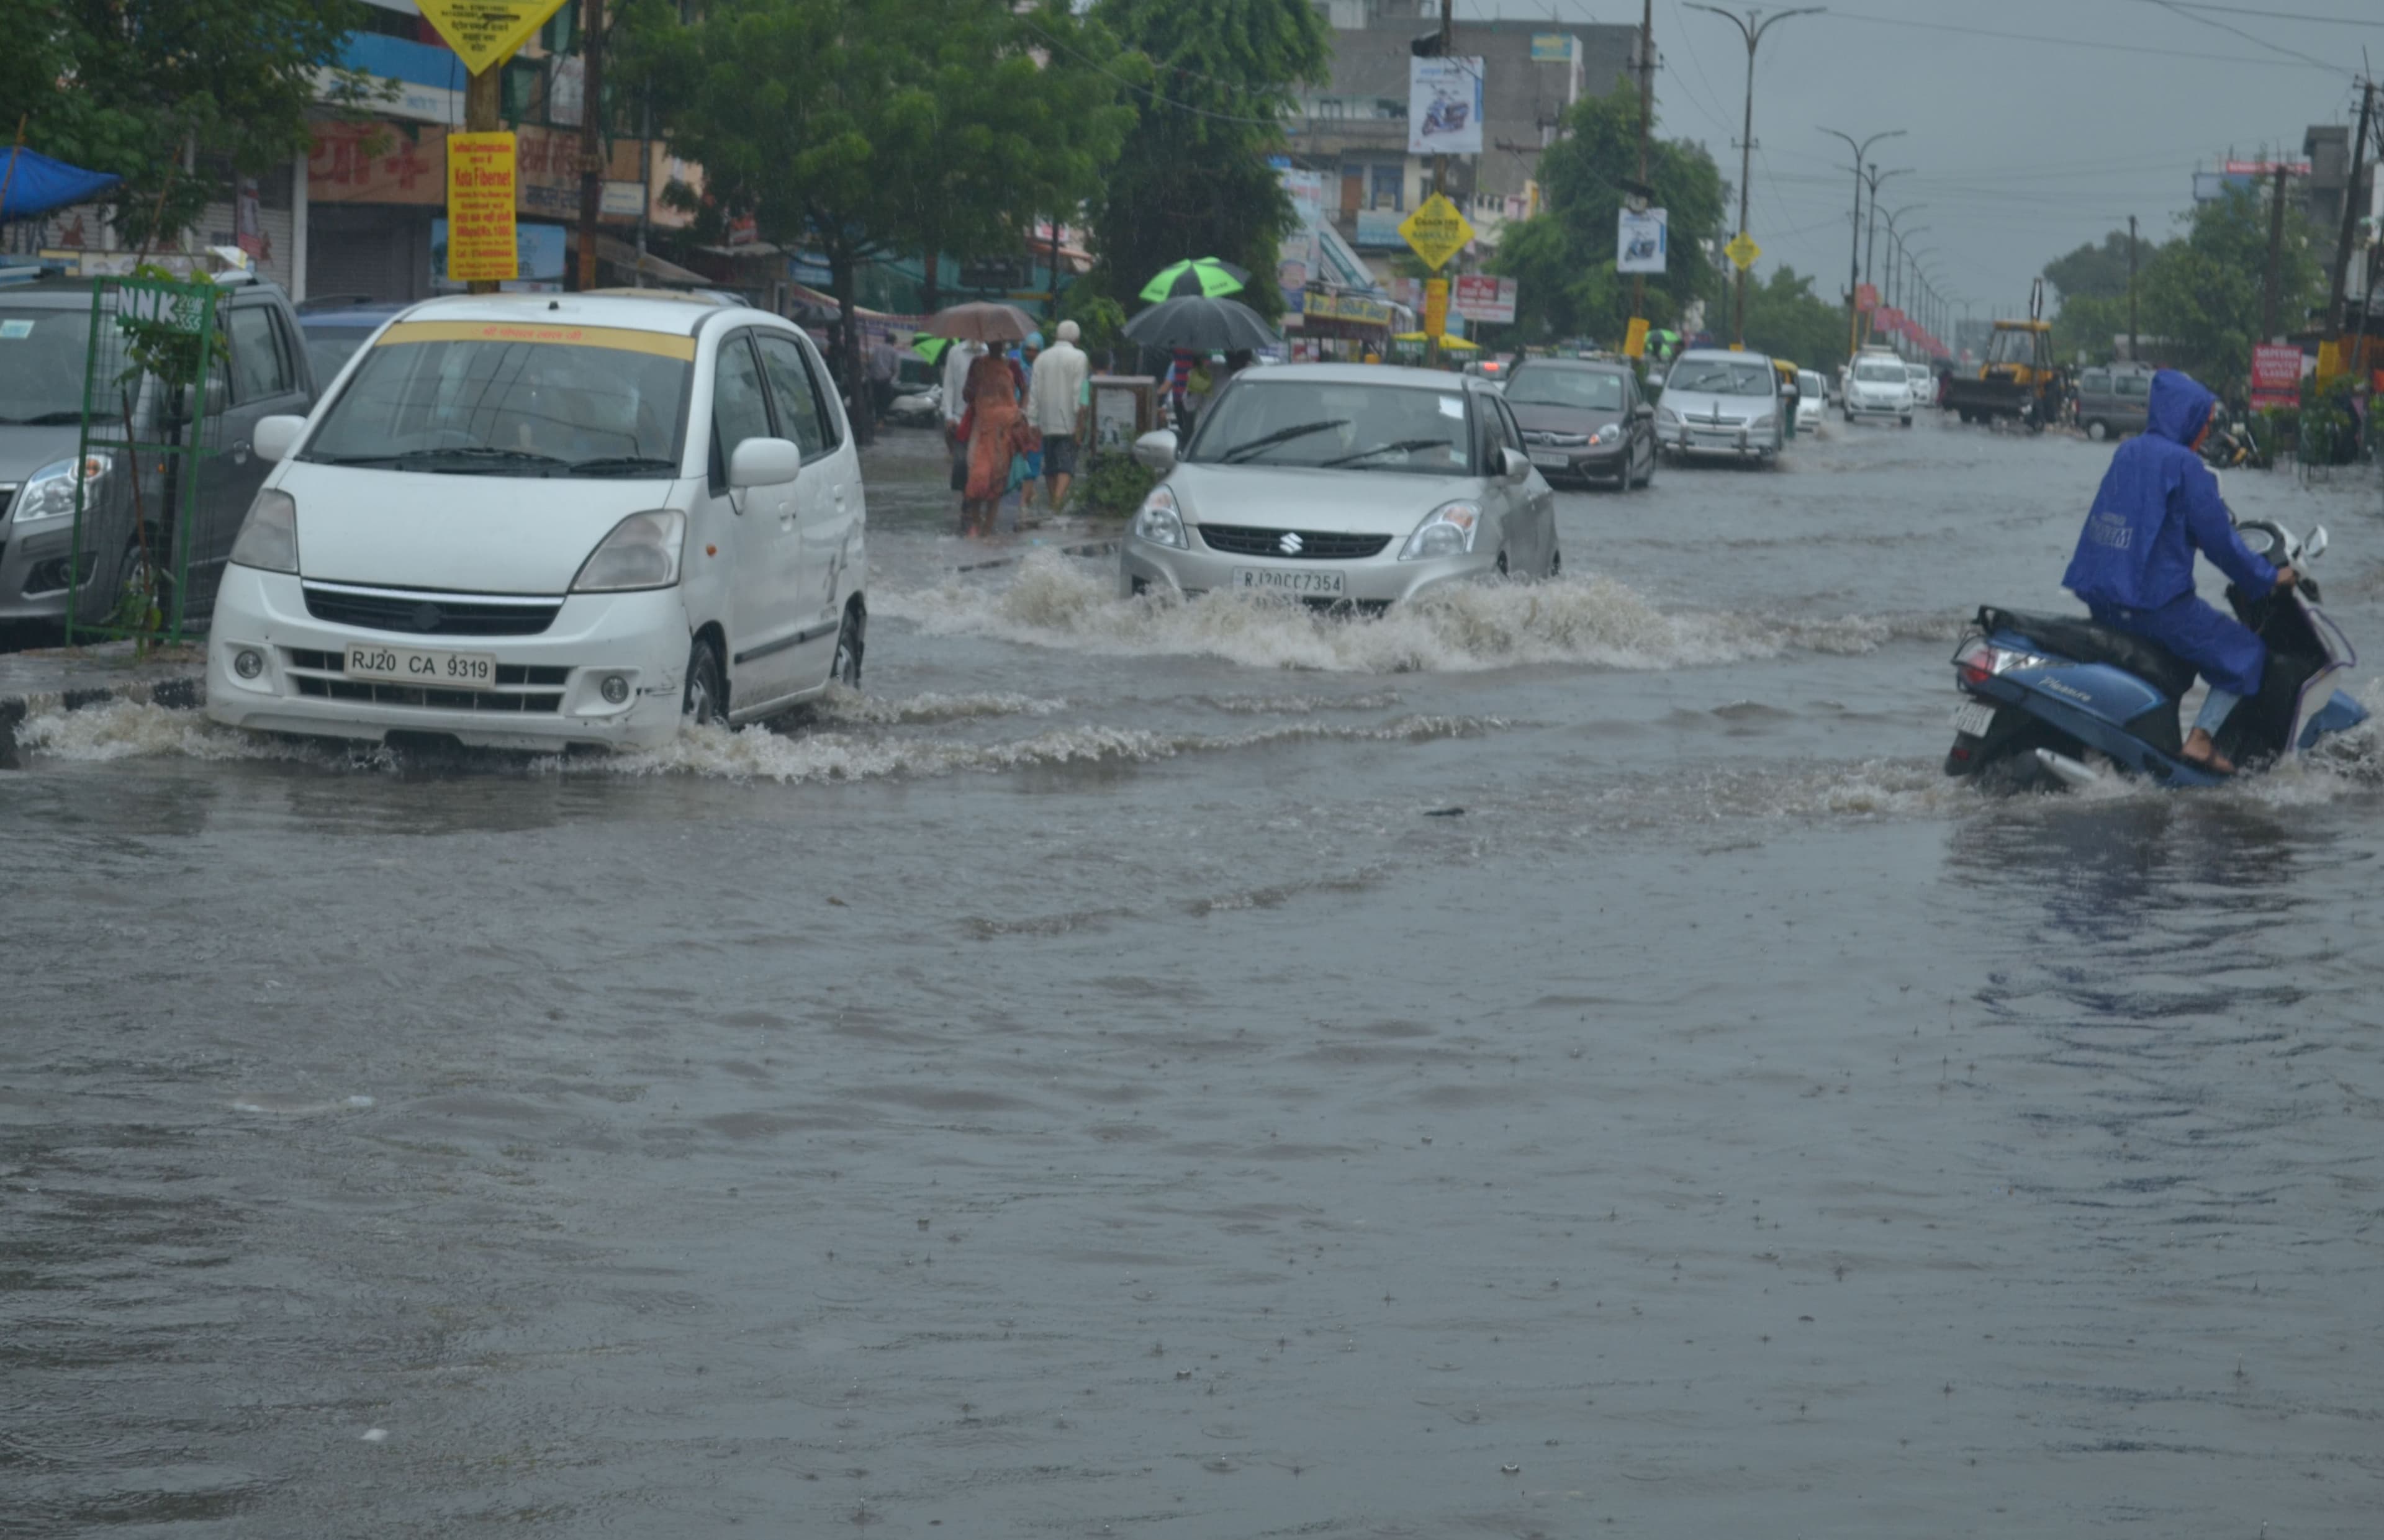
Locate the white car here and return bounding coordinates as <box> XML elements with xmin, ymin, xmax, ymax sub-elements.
<box><xmin>1795</xmin><ymin>369</ymin><xmax>1826</xmax><ymax>435</ymax></box>
<box><xmin>1843</xmin><ymin>353</ymin><xmax>1914</xmax><ymax>427</ymax></box>
<box><xmin>1905</xmin><ymin>361</ymin><xmax>1935</xmax><ymax>407</ymax></box>
<box><xmin>205</xmin><ymin>292</ymin><xmax>867</xmax><ymax>750</ymax></box>
<box><xmin>1118</xmin><ymin>363</ymin><xmax>1558</xmax><ymax>605</ymax></box>
<box><xmin>1653</xmin><ymin>349</ymin><xmax>1785</xmax><ymax>464</ymax></box>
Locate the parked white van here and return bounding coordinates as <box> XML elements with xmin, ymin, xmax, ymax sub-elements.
<box><xmin>204</xmin><ymin>292</ymin><xmax>866</xmax><ymax>751</ymax></box>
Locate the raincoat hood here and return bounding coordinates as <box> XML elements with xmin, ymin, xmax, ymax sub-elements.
<box><xmin>2144</xmin><ymin>369</ymin><xmax>2215</xmax><ymax>447</ymax></box>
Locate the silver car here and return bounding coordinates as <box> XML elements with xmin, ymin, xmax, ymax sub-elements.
<box><xmin>1118</xmin><ymin>364</ymin><xmax>1558</xmax><ymax>606</ymax></box>
<box><xmin>1652</xmin><ymin>349</ymin><xmax>1784</xmax><ymax>466</ymax></box>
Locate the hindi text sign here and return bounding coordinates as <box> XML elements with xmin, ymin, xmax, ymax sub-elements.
<box><xmin>1399</xmin><ymin>194</ymin><xmax>1475</xmax><ymax>272</ymax></box>
<box><xmin>446</xmin><ymin>132</ymin><xmax>520</xmax><ymax>284</ymax></box>
<box><xmin>416</xmin><ymin>0</ymin><xmax>571</xmax><ymax>76</ymax></box>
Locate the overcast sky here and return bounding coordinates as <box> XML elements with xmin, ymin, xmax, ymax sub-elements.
<box><xmin>1466</xmin><ymin>0</ymin><xmax>2378</xmax><ymax>317</ymax></box>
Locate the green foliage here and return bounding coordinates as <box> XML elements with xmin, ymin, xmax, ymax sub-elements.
<box><xmin>2043</xmin><ymin>187</ymin><xmax>2326</xmax><ymax>387</ymax></box>
<box><xmin>1077</xmin><ymin>449</ymin><xmax>1155</xmax><ymax>517</ymax></box>
<box><xmin>1059</xmin><ymin>289</ymin><xmax>1130</xmax><ymax>354</ymax></box>
<box><xmin>1740</xmin><ymin>266</ymin><xmax>1849</xmax><ymax>374</ymax></box>
<box><xmin>1489</xmin><ymin>81</ymin><xmax>1726</xmax><ymax>345</ymax></box>
<box><xmin>1083</xmin><ymin>0</ymin><xmax>1332</xmax><ymax>322</ymax></box>
<box><xmin>5</xmin><ymin>0</ymin><xmax>386</xmax><ymax>251</ymax></box>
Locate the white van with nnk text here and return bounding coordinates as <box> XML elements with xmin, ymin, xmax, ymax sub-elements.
<box><xmin>204</xmin><ymin>292</ymin><xmax>867</xmax><ymax>751</ymax></box>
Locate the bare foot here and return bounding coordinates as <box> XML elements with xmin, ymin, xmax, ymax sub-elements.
<box><xmin>2180</xmin><ymin>728</ymin><xmax>2236</xmax><ymax>775</ymax></box>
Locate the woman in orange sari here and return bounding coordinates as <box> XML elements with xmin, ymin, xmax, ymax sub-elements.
<box><xmin>960</xmin><ymin>348</ymin><xmax>1031</xmax><ymax>537</ymax></box>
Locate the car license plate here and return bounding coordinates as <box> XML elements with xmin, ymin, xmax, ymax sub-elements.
<box><xmin>1528</xmin><ymin>450</ymin><xmax>1571</xmax><ymax>469</ymax></box>
<box><xmin>344</xmin><ymin>641</ymin><xmax>498</xmax><ymax>689</ymax></box>
<box><xmin>1950</xmin><ymin>701</ymin><xmax>1998</xmax><ymax>737</ymax></box>
<box><xmin>1235</xmin><ymin>567</ymin><xmax>1345</xmax><ymax>597</ymax></box>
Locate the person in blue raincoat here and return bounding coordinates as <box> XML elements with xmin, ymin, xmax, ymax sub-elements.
<box><xmin>2061</xmin><ymin>368</ymin><xmax>2298</xmax><ymax>774</ymax></box>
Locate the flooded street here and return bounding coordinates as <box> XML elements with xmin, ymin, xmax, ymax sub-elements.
<box><xmin>7</xmin><ymin>417</ymin><xmax>2383</xmax><ymax>1536</ymax></box>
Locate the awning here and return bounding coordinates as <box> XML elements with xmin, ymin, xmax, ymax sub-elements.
<box><xmin>564</xmin><ymin>228</ymin><xmax>715</xmax><ymax>287</ymax></box>
<box><xmin>0</xmin><ymin>148</ymin><xmax>120</xmax><ymax>222</ymax></box>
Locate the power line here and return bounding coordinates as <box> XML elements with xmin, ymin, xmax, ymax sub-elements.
<box><xmin>2111</xmin><ymin>0</ymin><xmax>2382</xmax><ymax>27</ymax></box>
<box><xmin>1815</xmin><ymin>8</ymin><xmax>2351</xmax><ymax>72</ymax></box>
<box><xmin>2135</xmin><ymin>0</ymin><xmax>2342</xmax><ymax>73</ymax></box>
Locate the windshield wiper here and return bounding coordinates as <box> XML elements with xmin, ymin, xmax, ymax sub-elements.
<box><xmin>567</xmin><ymin>454</ymin><xmax>678</xmax><ymax>477</ymax></box>
<box><xmin>391</xmin><ymin>446</ymin><xmax>569</xmax><ymax>475</ymax></box>
<box><xmin>1319</xmin><ymin>437</ymin><xmax>1448</xmax><ymax>467</ymax></box>
<box><xmin>305</xmin><ymin>453</ymin><xmax>402</xmax><ymax>466</ymax></box>
<box><xmin>0</xmin><ymin>410</ymin><xmax>90</xmax><ymax>426</ymax></box>
<box><xmin>1216</xmin><ymin>418</ymin><xmax>1347</xmax><ymax>464</ymax></box>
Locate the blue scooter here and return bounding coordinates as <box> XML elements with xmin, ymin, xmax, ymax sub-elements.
<box><xmin>1944</xmin><ymin>518</ymin><xmax>2366</xmax><ymax>791</ymax></box>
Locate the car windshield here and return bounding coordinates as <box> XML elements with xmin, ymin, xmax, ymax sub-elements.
<box><xmin>1503</xmin><ymin>368</ymin><xmax>1624</xmax><ymax>412</ymax></box>
<box><xmin>1184</xmin><ymin>379</ymin><xmax>1474</xmax><ymax>475</ymax></box>
<box><xmin>1855</xmin><ymin>361</ymin><xmax>1905</xmax><ymax>382</ymax></box>
<box><xmin>0</xmin><ymin>307</ymin><xmax>93</xmax><ymax>425</ymax></box>
<box><xmin>302</xmin><ymin>323</ymin><xmax>692</xmax><ymax>476</ymax></box>
<box><xmin>1667</xmin><ymin>359</ymin><xmax>1771</xmax><ymax>397</ymax></box>
<box><xmin>1798</xmin><ymin>372</ymin><xmax>1822</xmax><ymax>394</ymax></box>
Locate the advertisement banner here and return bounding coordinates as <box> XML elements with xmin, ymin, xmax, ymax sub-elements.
<box><xmin>1452</xmin><ymin>274</ymin><xmax>1517</xmax><ymax>324</ymax></box>
<box><xmin>1854</xmin><ymin>282</ymin><xmax>1877</xmax><ymax>313</ymax></box>
<box><xmin>1422</xmin><ymin>279</ymin><xmax>1450</xmax><ymax>339</ymax></box>
<box><xmin>1530</xmin><ymin>34</ymin><xmax>1574</xmax><ymax>62</ymax></box>
<box><xmin>2250</xmin><ymin>343</ymin><xmax>2303</xmax><ymax>408</ymax></box>
<box><xmin>1616</xmin><ymin>208</ymin><xmax>1667</xmax><ymax>274</ymax></box>
<box><xmin>1303</xmin><ymin>291</ymin><xmax>1393</xmax><ymax>329</ymax></box>
<box><xmin>1353</xmin><ymin>208</ymin><xmax>1406</xmax><ymax>249</ymax></box>
<box><xmin>1408</xmin><ymin>57</ymin><xmax>1484</xmax><ymax>156</ymax></box>
<box><xmin>444</xmin><ymin>130</ymin><xmax>519</xmax><ymax>283</ymax></box>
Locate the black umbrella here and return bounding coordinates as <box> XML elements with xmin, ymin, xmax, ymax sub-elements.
<box><xmin>1122</xmin><ymin>295</ymin><xmax>1280</xmax><ymax>353</ymax></box>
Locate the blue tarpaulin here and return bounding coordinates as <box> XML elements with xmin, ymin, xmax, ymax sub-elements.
<box><xmin>0</xmin><ymin>148</ymin><xmax>122</xmax><ymax>221</ymax></box>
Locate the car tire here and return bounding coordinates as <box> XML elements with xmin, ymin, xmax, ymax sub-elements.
<box><xmin>1900</xmin><ymin>415</ymin><xmax>1913</xmax><ymax>428</ymax></box>
<box><xmin>831</xmin><ymin>601</ymin><xmax>865</xmax><ymax>690</ymax></box>
<box><xmin>682</xmin><ymin>634</ymin><xmax>727</xmax><ymax>727</ymax></box>
<box><xmin>2086</xmin><ymin>418</ymin><xmax>2108</xmax><ymax>441</ymax></box>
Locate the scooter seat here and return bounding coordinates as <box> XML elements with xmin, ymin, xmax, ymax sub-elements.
<box><xmin>1977</xmin><ymin>606</ymin><xmax>2201</xmax><ymax>700</ymax></box>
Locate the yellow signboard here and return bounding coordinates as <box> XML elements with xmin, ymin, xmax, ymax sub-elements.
<box><xmin>1422</xmin><ymin>279</ymin><xmax>1450</xmax><ymax>340</ymax></box>
<box><xmin>445</xmin><ymin>132</ymin><xmax>520</xmax><ymax>283</ymax></box>
<box><xmin>418</xmin><ymin>0</ymin><xmax>570</xmax><ymax>76</ymax></box>
<box><xmin>1623</xmin><ymin>317</ymin><xmax>1650</xmax><ymax>358</ymax></box>
<box><xmin>1725</xmin><ymin>231</ymin><xmax>1762</xmax><ymax>271</ymax></box>
<box><xmin>1399</xmin><ymin>194</ymin><xmax>1476</xmax><ymax>272</ymax></box>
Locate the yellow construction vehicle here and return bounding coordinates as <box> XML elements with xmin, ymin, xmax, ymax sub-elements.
<box><xmin>1946</xmin><ymin>281</ymin><xmax>2064</xmax><ymax>431</ymax></box>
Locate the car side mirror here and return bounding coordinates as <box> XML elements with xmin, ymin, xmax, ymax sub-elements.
<box><xmin>1131</xmin><ymin>429</ymin><xmax>1178</xmax><ymax>473</ymax></box>
<box><xmin>2303</xmin><ymin>525</ymin><xmax>2328</xmax><ymax>562</ymax></box>
<box><xmin>253</xmin><ymin>414</ymin><xmax>307</xmax><ymax>463</ymax></box>
<box><xmin>728</xmin><ymin>436</ymin><xmax>801</xmax><ymax>489</ymax></box>
<box><xmin>1632</xmin><ymin>402</ymin><xmax>1655</xmax><ymax>420</ymax></box>
<box><xmin>1499</xmin><ymin>446</ymin><xmax>1531</xmax><ymax>483</ymax></box>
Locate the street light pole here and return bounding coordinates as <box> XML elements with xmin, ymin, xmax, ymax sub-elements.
<box><xmin>1819</xmin><ymin>126</ymin><xmax>1903</xmax><ymax>364</ymax></box>
<box><xmin>1688</xmin><ymin>5</ymin><xmax>1824</xmax><ymax>347</ymax></box>
<box><xmin>1861</xmin><ymin>165</ymin><xmax>1910</xmax><ymax>337</ymax></box>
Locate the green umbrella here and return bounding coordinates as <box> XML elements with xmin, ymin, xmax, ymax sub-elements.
<box><xmin>912</xmin><ymin>336</ymin><xmax>953</xmax><ymax>364</ymax></box>
<box><xmin>1140</xmin><ymin>257</ymin><xmax>1249</xmax><ymax>304</ymax></box>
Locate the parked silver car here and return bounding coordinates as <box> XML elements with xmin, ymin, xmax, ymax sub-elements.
<box><xmin>1653</xmin><ymin>349</ymin><xmax>1785</xmax><ymax>465</ymax></box>
<box><xmin>1119</xmin><ymin>363</ymin><xmax>1558</xmax><ymax>606</ymax></box>
<box><xmin>0</xmin><ymin>274</ymin><xmax>315</xmax><ymax>628</ymax></box>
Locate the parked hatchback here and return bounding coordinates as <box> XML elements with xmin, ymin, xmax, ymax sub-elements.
<box><xmin>2075</xmin><ymin>363</ymin><xmax>2154</xmax><ymax>441</ymax></box>
<box><xmin>1501</xmin><ymin>358</ymin><xmax>1656</xmax><ymax>489</ymax></box>
<box><xmin>1</xmin><ymin>274</ymin><xmax>315</xmax><ymax>628</ymax></box>
<box><xmin>204</xmin><ymin>292</ymin><xmax>867</xmax><ymax>751</ymax></box>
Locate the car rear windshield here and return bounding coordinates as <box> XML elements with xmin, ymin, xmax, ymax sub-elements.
<box><xmin>1185</xmin><ymin>379</ymin><xmax>1474</xmax><ymax>475</ymax></box>
<box><xmin>0</xmin><ymin>308</ymin><xmax>93</xmax><ymax>425</ymax></box>
<box><xmin>1666</xmin><ymin>360</ymin><xmax>1771</xmax><ymax>397</ymax></box>
<box><xmin>1855</xmin><ymin>361</ymin><xmax>1905</xmax><ymax>382</ymax></box>
<box><xmin>302</xmin><ymin>321</ymin><xmax>693</xmax><ymax>477</ymax></box>
<box><xmin>1503</xmin><ymin>368</ymin><xmax>1624</xmax><ymax>412</ymax></box>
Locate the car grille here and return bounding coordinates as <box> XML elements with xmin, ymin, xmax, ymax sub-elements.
<box><xmin>1196</xmin><ymin>524</ymin><xmax>1393</xmax><ymax>561</ymax></box>
<box><xmin>302</xmin><ymin>582</ymin><xmax>561</xmax><ymax>636</ymax></box>
<box><xmin>281</xmin><ymin>647</ymin><xmax>567</xmax><ymax>713</ymax></box>
<box><xmin>1519</xmin><ymin>430</ymin><xmax>1589</xmax><ymax>448</ymax></box>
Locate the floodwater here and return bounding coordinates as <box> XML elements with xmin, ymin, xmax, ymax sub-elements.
<box><xmin>6</xmin><ymin>413</ymin><xmax>2383</xmax><ymax>1538</ymax></box>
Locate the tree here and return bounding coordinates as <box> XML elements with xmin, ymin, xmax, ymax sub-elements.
<box><xmin>633</xmin><ymin>0</ymin><xmax>1129</xmax><ymax>438</ymax></box>
<box><xmin>1741</xmin><ymin>266</ymin><xmax>1848</xmax><ymax>374</ymax></box>
<box><xmin>4</xmin><ymin>0</ymin><xmax>383</xmax><ymax>250</ymax></box>
<box><xmin>1489</xmin><ymin>81</ymin><xmax>1725</xmax><ymax>347</ymax></box>
<box><xmin>2043</xmin><ymin>230</ymin><xmax>2140</xmax><ymax>304</ymax></box>
<box><xmin>1084</xmin><ymin>0</ymin><xmax>1332</xmax><ymax>321</ymax></box>
<box><xmin>2140</xmin><ymin>184</ymin><xmax>2324</xmax><ymax>392</ymax></box>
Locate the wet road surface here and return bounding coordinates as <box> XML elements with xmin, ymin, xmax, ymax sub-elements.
<box><xmin>6</xmin><ymin>414</ymin><xmax>2383</xmax><ymax>1536</ymax></box>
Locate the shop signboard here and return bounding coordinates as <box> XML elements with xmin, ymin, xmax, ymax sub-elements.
<box><xmin>1353</xmin><ymin>208</ymin><xmax>1405</xmax><ymax>249</ymax></box>
<box><xmin>2250</xmin><ymin>343</ymin><xmax>2303</xmax><ymax>409</ymax></box>
<box><xmin>1452</xmin><ymin>274</ymin><xmax>1517</xmax><ymax>325</ymax></box>
<box><xmin>1303</xmin><ymin>291</ymin><xmax>1393</xmax><ymax>328</ymax></box>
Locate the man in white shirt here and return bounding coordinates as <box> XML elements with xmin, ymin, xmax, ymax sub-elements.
<box><xmin>1024</xmin><ymin>320</ymin><xmax>1091</xmax><ymax>511</ymax></box>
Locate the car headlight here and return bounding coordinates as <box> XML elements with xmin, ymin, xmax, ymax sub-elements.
<box><xmin>1750</xmin><ymin>414</ymin><xmax>1776</xmax><ymax>431</ymax></box>
<box><xmin>1655</xmin><ymin>407</ymin><xmax>1680</xmax><ymax>426</ymax></box>
<box><xmin>1131</xmin><ymin>485</ymin><xmax>1186</xmax><ymax>549</ymax></box>
<box><xmin>12</xmin><ymin>453</ymin><xmax>112</xmax><ymax>523</ymax></box>
<box><xmin>1591</xmin><ymin>423</ymin><xmax>1622</xmax><ymax>446</ymax></box>
<box><xmin>228</xmin><ymin>489</ymin><xmax>299</xmax><ymax>574</ymax></box>
<box><xmin>1399</xmin><ymin>499</ymin><xmax>1480</xmax><ymax>561</ymax></box>
<box><xmin>572</xmin><ymin>510</ymin><xmax>685</xmax><ymax>592</ymax></box>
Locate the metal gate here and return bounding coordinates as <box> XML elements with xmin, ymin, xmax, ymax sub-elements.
<box><xmin>64</xmin><ymin>272</ymin><xmax>225</xmax><ymax>646</ymax></box>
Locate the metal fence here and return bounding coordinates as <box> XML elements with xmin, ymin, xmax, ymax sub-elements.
<box><xmin>64</xmin><ymin>273</ymin><xmax>226</xmax><ymax>646</ymax></box>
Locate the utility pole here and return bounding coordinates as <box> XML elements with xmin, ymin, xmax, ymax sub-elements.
<box><xmin>1861</xmin><ymin>165</ymin><xmax>1910</xmax><ymax>339</ymax></box>
<box><xmin>1633</xmin><ymin>0</ymin><xmax>1653</xmax><ymax>322</ymax></box>
<box><xmin>464</xmin><ymin>66</ymin><xmax>502</xmax><ymax>297</ymax></box>
<box><xmin>2125</xmin><ymin>214</ymin><xmax>2138</xmax><ymax>361</ymax></box>
<box><xmin>2260</xmin><ymin>161</ymin><xmax>2290</xmax><ymax>341</ymax></box>
<box><xmin>2326</xmin><ymin>78</ymin><xmax>2374</xmax><ymax>335</ymax></box>
<box><xmin>1688</xmin><ymin>6</ymin><xmax>1822</xmax><ymax>348</ymax></box>
<box><xmin>1820</xmin><ymin>127</ymin><xmax>1904</xmax><ymax>365</ymax></box>
<box><xmin>1425</xmin><ymin>0</ymin><xmax>1453</xmax><ymax>367</ymax></box>
<box><xmin>574</xmin><ymin>0</ymin><xmax>605</xmax><ymax>292</ymax></box>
